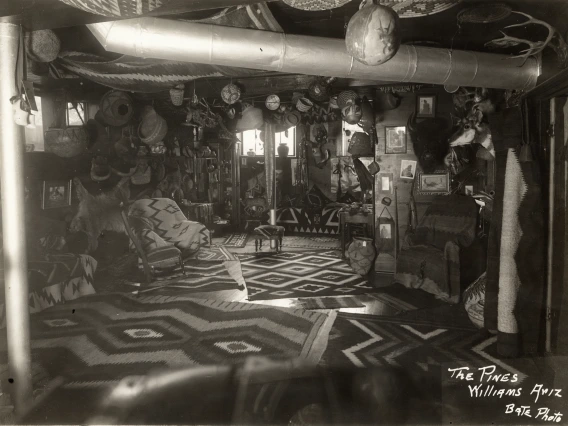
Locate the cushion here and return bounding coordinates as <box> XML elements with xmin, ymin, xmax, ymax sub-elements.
<box><xmin>146</xmin><ymin>245</ymin><xmax>181</xmax><ymax>269</ymax></box>
<box><xmin>414</xmin><ymin>195</ymin><xmax>478</xmax><ymax>250</ymax></box>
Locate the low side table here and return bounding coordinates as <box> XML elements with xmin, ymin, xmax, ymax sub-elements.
<box><xmin>339</xmin><ymin>211</ymin><xmax>375</xmax><ymax>259</ymax></box>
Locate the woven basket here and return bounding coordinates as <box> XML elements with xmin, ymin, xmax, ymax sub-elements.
<box><xmin>337</xmin><ymin>90</ymin><xmax>359</xmax><ymax>109</ymax></box>
<box><xmin>283</xmin><ymin>0</ymin><xmax>350</xmax><ymax>11</ymax></box>
<box><xmin>99</xmin><ymin>90</ymin><xmax>134</xmax><ymax>126</ymax></box>
<box><xmin>25</xmin><ymin>30</ymin><xmax>61</xmax><ymax>63</ymax></box>
<box><xmin>44</xmin><ymin>127</ymin><xmax>88</xmax><ymax>158</ymax></box>
<box><xmin>138</xmin><ymin>106</ymin><xmax>168</xmax><ymax>146</ymax></box>
<box><xmin>169</xmin><ymin>84</ymin><xmax>185</xmax><ymax>106</ymax></box>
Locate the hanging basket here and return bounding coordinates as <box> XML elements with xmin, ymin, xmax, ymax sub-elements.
<box><xmin>99</xmin><ymin>90</ymin><xmax>134</xmax><ymax>126</ymax></box>
<box><xmin>44</xmin><ymin>126</ymin><xmax>88</xmax><ymax>158</ymax></box>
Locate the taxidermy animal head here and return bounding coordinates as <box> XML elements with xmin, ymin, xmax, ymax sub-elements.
<box><xmin>69</xmin><ymin>177</ymin><xmax>131</xmax><ymax>253</ymax></box>
<box><xmin>448</xmin><ymin>88</ymin><xmax>496</xmax><ymax>157</ymax></box>
<box><xmin>406</xmin><ymin>113</ymin><xmax>453</xmax><ymax>173</ymax></box>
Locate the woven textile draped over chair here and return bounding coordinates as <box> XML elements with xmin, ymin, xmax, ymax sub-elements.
<box><xmin>123</xmin><ymin>198</ymin><xmax>210</xmax><ymax>281</ymax></box>
<box><xmin>395</xmin><ymin>195</ymin><xmax>478</xmax><ymax>304</ymax></box>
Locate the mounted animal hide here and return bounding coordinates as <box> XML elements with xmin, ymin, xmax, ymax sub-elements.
<box><xmin>407</xmin><ymin>113</ymin><xmax>453</xmax><ymax>173</ymax></box>
<box><xmin>69</xmin><ymin>177</ymin><xmax>131</xmax><ymax>253</ymax></box>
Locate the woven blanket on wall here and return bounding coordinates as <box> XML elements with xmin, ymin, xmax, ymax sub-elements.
<box><xmin>54</xmin><ymin>3</ymin><xmax>282</xmax><ymax>92</ymax></box>
<box><xmin>0</xmin><ymin>254</ymin><xmax>97</xmax><ymax>328</ymax></box>
<box><xmin>0</xmin><ymin>293</ymin><xmax>336</xmax><ymax>403</ymax></box>
<box><xmin>276</xmin><ymin>206</ymin><xmax>341</xmax><ymax>235</ymax></box>
<box><xmin>484</xmin><ymin>148</ymin><xmax>545</xmax><ymax>357</ymax></box>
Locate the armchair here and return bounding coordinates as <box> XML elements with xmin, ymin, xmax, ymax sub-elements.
<box><xmin>395</xmin><ymin>195</ymin><xmax>479</xmax><ymax>304</ymax></box>
<box><xmin>121</xmin><ymin>198</ymin><xmax>211</xmax><ymax>282</ymax></box>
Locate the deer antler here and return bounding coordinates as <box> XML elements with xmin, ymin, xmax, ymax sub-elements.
<box><xmin>486</xmin><ymin>11</ymin><xmax>568</xmax><ymax>66</ymax></box>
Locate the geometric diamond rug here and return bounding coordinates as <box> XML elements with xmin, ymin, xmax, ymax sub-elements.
<box><xmin>238</xmin><ymin>251</ymin><xmax>373</xmax><ymax>301</ymax></box>
<box><xmin>0</xmin><ymin>293</ymin><xmax>337</xmax><ymax>406</ymax></box>
<box><xmin>319</xmin><ymin>311</ymin><xmax>553</xmax><ymax>425</ymax></box>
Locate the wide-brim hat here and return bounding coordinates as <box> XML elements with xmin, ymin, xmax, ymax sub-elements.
<box><xmin>283</xmin><ymin>0</ymin><xmax>350</xmax><ymax>11</ymax></box>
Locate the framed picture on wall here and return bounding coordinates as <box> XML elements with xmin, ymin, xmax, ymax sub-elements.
<box><xmin>385</xmin><ymin>126</ymin><xmax>407</xmax><ymax>154</ymax></box>
<box><xmin>377</xmin><ymin>172</ymin><xmax>394</xmax><ymax>194</ymax></box>
<box><xmin>42</xmin><ymin>180</ymin><xmax>72</xmax><ymax>209</ymax></box>
<box><xmin>418</xmin><ymin>173</ymin><xmax>450</xmax><ymax>195</ymax></box>
<box><xmin>416</xmin><ymin>95</ymin><xmax>437</xmax><ymax>118</ymax></box>
<box><xmin>400</xmin><ymin>160</ymin><xmax>417</xmax><ymax>180</ymax></box>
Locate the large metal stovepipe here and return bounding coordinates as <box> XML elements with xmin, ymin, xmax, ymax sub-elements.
<box><xmin>88</xmin><ymin>18</ymin><xmax>539</xmax><ymax>90</ymax></box>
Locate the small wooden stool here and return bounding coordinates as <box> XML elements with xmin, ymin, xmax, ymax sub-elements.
<box><xmin>252</xmin><ymin>225</ymin><xmax>285</xmax><ymax>254</ymax></box>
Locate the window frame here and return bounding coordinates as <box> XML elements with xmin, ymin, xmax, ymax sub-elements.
<box><xmin>239</xmin><ymin>127</ymin><xmax>297</xmax><ymax>157</ymax></box>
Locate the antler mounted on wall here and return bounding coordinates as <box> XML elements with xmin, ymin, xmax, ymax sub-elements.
<box><xmin>485</xmin><ymin>11</ymin><xmax>568</xmax><ymax>68</ymax></box>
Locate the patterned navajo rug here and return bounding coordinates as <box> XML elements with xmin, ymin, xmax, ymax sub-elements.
<box><xmin>298</xmin><ymin>297</ymin><xmax>365</xmax><ymax>310</ymax></box>
<box><xmin>319</xmin><ymin>311</ymin><xmax>550</xmax><ymax>425</ymax></box>
<box><xmin>0</xmin><ymin>293</ymin><xmax>336</xmax><ymax>400</ymax></box>
<box><xmin>222</xmin><ymin>233</ymin><xmax>249</xmax><ymax>248</ymax></box>
<box><xmin>239</xmin><ymin>251</ymin><xmax>373</xmax><ymax>301</ymax></box>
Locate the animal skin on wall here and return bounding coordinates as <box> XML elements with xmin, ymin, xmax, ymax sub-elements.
<box><xmin>69</xmin><ymin>177</ymin><xmax>131</xmax><ymax>253</ymax></box>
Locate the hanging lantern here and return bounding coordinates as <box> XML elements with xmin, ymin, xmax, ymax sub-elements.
<box><xmin>221</xmin><ymin>83</ymin><xmax>241</xmax><ymax>105</ymax></box>
<box><xmin>345</xmin><ymin>0</ymin><xmax>401</xmax><ymax>66</ymax></box>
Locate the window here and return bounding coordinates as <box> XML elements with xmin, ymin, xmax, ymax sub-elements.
<box><xmin>24</xmin><ymin>96</ymin><xmax>45</xmax><ymax>151</ymax></box>
<box><xmin>241</xmin><ymin>127</ymin><xmax>296</xmax><ymax>156</ymax></box>
<box><xmin>66</xmin><ymin>102</ymin><xmax>86</xmax><ymax>126</ymax></box>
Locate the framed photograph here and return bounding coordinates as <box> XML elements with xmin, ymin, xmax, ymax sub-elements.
<box><xmin>416</xmin><ymin>95</ymin><xmax>437</xmax><ymax>118</ymax></box>
<box><xmin>379</xmin><ymin>223</ymin><xmax>392</xmax><ymax>239</ymax></box>
<box><xmin>418</xmin><ymin>173</ymin><xmax>451</xmax><ymax>195</ymax></box>
<box><xmin>400</xmin><ymin>160</ymin><xmax>417</xmax><ymax>180</ymax></box>
<box><xmin>465</xmin><ymin>185</ymin><xmax>474</xmax><ymax>196</ymax></box>
<box><xmin>42</xmin><ymin>180</ymin><xmax>72</xmax><ymax>209</ymax></box>
<box><xmin>385</xmin><ymin>126</ymin><xmax>407</xmax><ymax>154</ymax></box>
<box><xmin>377</xmin><ymin>172</ymin><xmax>393</xmax><ymax>194</ymax></box>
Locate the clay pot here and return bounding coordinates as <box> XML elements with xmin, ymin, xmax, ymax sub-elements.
<box><xmin>345</xmin><ymin>1</ymin><xmax>400</xmax><ymax>66</ymax></box>
<box><xmin>347</xmin><ymin>236</ymin><xmax>376</xmax><ymax>276</ymax></box>
<box><xmin>277</xmin><ymin>143</ymin><xmax>290</xmax><ymax>157</ymax></box>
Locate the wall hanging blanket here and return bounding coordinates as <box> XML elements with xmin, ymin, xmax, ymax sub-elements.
<box><xmin>484</xmin><ymin>108</ymin><xmax>545</xmax><ymax>357</ymax></box>
<box><xmin>54</xmin><ymin>3</ymin><xmax>282</xmax><ymax>92</ymax></box>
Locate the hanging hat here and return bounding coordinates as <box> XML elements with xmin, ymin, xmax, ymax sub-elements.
<box><xmin>221</xmin><ymin>83</ymin><xmax>241</xmax><ymax>105</ymax></box>
<box><xmin>283</xmin><ymin>0</ymin><xmax>350</xmax><ymax>11</ymax></box>
<box><xmin>138</xmin><ymin>106</ymin><xmax>168</xmax><ymax>146</ymax></box>
<box><xmin>25</xmin><ymin>29</ymin><xmax>61</xmax><ymax>63</ymax></box>
<box><xmin>99</xmin><ymin>90</ymin><xmax>134</xmax><ymax>126</ymax></box>
<box><xmin>296</xmin><ymin>97</ymin><xmax>314</xmax><ymax>112</ymax></box>
<box><xmin>169</xmin><ymin>84</ymin><xmax>185</xmax><ymax>106</ymax></box>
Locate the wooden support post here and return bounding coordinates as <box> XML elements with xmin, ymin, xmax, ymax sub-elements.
<box><xmin>0</xmin><ymin>22</ymin><xmax>33</xmax><ymax>416</ymax></box>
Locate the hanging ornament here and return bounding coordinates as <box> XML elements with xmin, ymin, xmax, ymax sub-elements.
<box><xmin>345</xmin><ymin>0</ymin><xmax>401</xmax><ymax>66</ymax></box>
<box><xmin>265</xmin><ymin>94</ymin><xmax>281</xmax><ymax>111</ymax></box>
<box><xmin>221</xmin><ymin>83</ymin><xmax>241</xmax><ymax>105</ymax></box>
<box><xmin>169</xmin><ymin>84</ymin><xmax>185</xmax><ymax>106</ymax></box>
